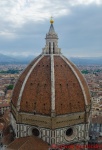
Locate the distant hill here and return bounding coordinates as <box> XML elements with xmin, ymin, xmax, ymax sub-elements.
<box><xmin>0</xmin><ymin>53</ymin><xmax>102</xmax><ymax>65</ymax></box>
<box><xmin>0</xmin><ymin>53</ymin><xmax>16</xmax><ymax>63</ymax></box>
<box><xmin>0</xmin><ymin>53</ymin><xmax>35</xmax><ymax>64</ymax></box>
<box><xmin>70</xmin><ymin>57</ymin><xmax>102</xmax><ymax>65</ymax></box>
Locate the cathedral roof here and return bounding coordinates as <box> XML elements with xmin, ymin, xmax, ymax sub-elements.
<box><xmin>11</xmin><ymin>20</ymin><xmax>91</xmax><ymax>117</ymax></box>
<box><xmin>11</xmin><ymin>54</ymin><xmax>90</xmax><ymax>116</ymax></box>
<box><xmin>7</xmin><ymin>136</ymin><xmax>49</xmax><ymax>150</ymax></box>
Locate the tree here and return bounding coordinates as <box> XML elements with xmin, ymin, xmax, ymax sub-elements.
<box><xmin>7</xmin><ymin>84</ymin><xmax>14</xmax><ymax>90</ymax></box>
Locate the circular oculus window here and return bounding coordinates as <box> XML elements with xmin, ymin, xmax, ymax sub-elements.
<box><xmin>66</xmin><ymin>128</ymin><xmax>73</xmax><ymax>136</ymax></box>
<box><xmin>65</xmin><ymin>127</ymin><xmax>77</xmax><ymax>141</ymax></box>
<box><xmin>32</xmin><ymin>128</ymin><xmax>40</xmax><ymax>137</ymax></box>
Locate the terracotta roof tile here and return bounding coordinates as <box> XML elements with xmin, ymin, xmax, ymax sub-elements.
<box><xmin>92</xmin><ymin>116</ymin><xmax>102</xmax><ymax>124</ymax></box>
<box><xmin>12</xmin><ymin>55</ymin><xmax>41</xmax><ymax>107</ymax></box>
<box><xmin>64</xmin><ymin>56</ymin><xmax>90</xmax><ymax>104</ymax></box>
<box><xmin>11</xmin><ymin>55</ymin><xmax>90</xmax><ymax>116</ymax></box>
<box><xmin>7</xmin><ymin>136</ymin><xmax>49</xmax><ymax>150</ymax></box>
<box><xmin>20</xmin><ymin>56</ymin><xmax>51</xmax><ymax>115</ymax></box>
<box><xmin>54</xmin><ymin>56</ymin><xmax>88</xmax><ymax>115</ymax></box>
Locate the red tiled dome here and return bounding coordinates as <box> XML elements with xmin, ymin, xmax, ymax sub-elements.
<box><xmin>9</xmin><ymin>20</ymin><xmax>91</xmax><ymax>149</ymax></box>
<box><xmin>11</xmin><ymin>22</ymin><xmax>91</xmax><ymax>118</ymax></box>
<box><xmin>11</xmin><ymin>54</ymin><xmax>90</xmax><ymax>116</ymax></box>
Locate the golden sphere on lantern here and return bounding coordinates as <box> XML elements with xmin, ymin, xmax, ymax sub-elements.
<box><xmin>50</xmin><ymin>17</ymin><xmax>54</xmax><ymax>24</ymax></box>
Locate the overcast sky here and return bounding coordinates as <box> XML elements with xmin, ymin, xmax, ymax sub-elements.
<box><xmin>0</xmin><ymin>0</ymin><xmax>102</xmax><ymax>57</ymax></box>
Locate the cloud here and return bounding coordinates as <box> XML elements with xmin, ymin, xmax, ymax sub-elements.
<box><xmin>69</xmin><ymin>0</ymin><xmax>102</xmax><ymax>6</ymax></box>
<box><xmin>0</xmin><ymin>0</ymin><xmax>102</xmax><ymax>28</ymax></box>
<box><xmin>0</xmin><ymin>0</ymin><xmax>102</xmax><ymax>57</ymax></box>
<box><xmin>0</xmin><ymin>0</ymin><xmax>70</xmax><ymax>28</ymax></box>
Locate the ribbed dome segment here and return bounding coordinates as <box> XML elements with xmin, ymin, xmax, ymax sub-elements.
<box><xmin>11</xmin><ymin>54</ymin><xmax>90</xmax><ymax>116</ymax></box>
<box><xmin>12</xmin><ymin>55</ymin><xmax>41</xmax><ymax>108</ymax></box>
